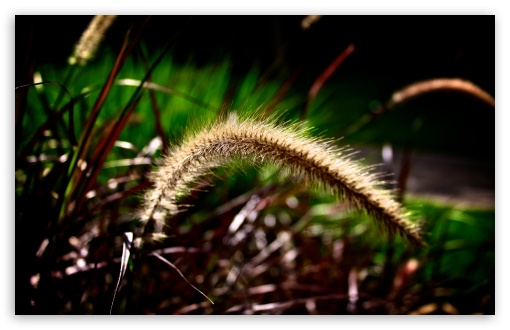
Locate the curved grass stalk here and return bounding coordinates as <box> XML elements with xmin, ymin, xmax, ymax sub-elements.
<box><xmin>138</xmin><ymin>114</ymin><xmax>423</xmax><ymax>246</ymax></box>
<box><xmin>387</xmin><ymin>78</ymin><xmax>495</xmax><ymax>109</ymax></box>
<box><xmin>343</xmin><ymin>78</ymin><xmax>494</xmax><ymax>136</ymax></box>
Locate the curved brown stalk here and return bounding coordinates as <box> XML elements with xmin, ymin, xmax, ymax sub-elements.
<box><xmin>138</xmin><ymin>115</ymin><xmax>423</xmax><ymax>246</ymax></box>
<box><xmin>344</xmin><ymin>78</ymin><xmax>494</xmax><ymax>136</ymax></box>
<box><xmin>386</xmin><ymin>78</ymin><xmax>495</xmax><ymax>110</ymax></box>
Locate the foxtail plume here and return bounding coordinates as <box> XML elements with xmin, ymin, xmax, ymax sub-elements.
<box><xmin>138</xmin><ymin>115</ymin><xmax>423</xmax><ymax>246</ymax></box>
<box><xmin>68</xmin><ymin>15</ymin><xmax>116</xmax><ymax>66</ymax></box>
<box><xmin>387</xmin><ymin>78</ymin><xmax>495</xmax><ymax>109</ymax></box>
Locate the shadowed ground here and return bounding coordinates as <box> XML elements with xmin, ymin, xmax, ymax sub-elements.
<box><xmin>357</xmin><ymin>146</ymin><xmax>495</xmax><ymax>208</ymax></box>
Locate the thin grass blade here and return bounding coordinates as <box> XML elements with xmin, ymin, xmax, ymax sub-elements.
<box><xmin>150</xmin><ymin>252</ymin><xmax>214</xmax><ymax>305</ymax></box>
<box><xmin>110</xmin><ymin>232</ymin><xmax>133</xmax><ymax>315</ymax></box>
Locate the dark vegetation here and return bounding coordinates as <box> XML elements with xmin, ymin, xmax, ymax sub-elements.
<box><xmin>15</xmin><ymin>15</ymin><xmax>494</xmax><ymax>314</ymax></box>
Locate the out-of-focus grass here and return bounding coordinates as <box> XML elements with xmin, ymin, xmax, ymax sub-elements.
<box><xmin>306</xmin><ymin>76</ymin><xmax>495</xmax><ymax>161</ymax></box>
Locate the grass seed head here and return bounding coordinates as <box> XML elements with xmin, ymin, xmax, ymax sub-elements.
<box><xmin>138</xmin><ymin>113</ymin><xmax>424</xmax><ymax>246</ymax></box>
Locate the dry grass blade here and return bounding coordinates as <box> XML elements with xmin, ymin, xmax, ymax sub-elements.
<box><xmin>150</xmin><ymin>252</ymin><xmax>214</xmax><ymax>305</ymax></box>
<box><xmin>74</xmin><ymin>94</ymin><xmax>144</xmax><ymax>213</ymax></box>
<box><xmin>228</xmin><ymin>294</ymin><xmax>348</xmax><ymax>314</ymax></box>
<box><xmin>138</xmin><ymin>115</ymin><xmax>423</xmax><ymax>246</ymax></box>
<box><xmin>59</xmin><ymin>24</ymin><xmax>139</xmax><ymax>222</ymax></box>
<box><xmin>110</xmin><ymin>232</ymin><xmax>133</xmax><ymax>315</ymax></box>
<box><xmin>302</xmin><ymin>44</ymin><xmax>355</xmax><ymax>118</ymax></box>
<box><xmin>116</xmin><ymin>79</ymin><xmax>211</xmax><ymax>109</ymax></box>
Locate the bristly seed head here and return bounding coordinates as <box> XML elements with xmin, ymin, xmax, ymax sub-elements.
<box><xmin>137</xmin><ymin>113</ymin><xmax>424</xmax><ymax>246</ymax></box>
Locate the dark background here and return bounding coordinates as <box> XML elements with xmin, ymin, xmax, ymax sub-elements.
<box><xmin>16</xmin><ymin>15</ymin><xmax>495</xmax><ymax>160</ymax></box>
<box><xmin>16</xmin><ymin>15</ymin><xmax>495</xmax><ymax>87</ymax></box>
